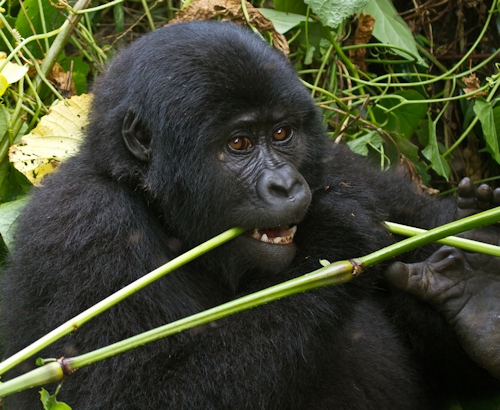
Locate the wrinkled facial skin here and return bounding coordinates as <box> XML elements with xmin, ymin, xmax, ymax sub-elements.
<box><xmin>215</xmin><ymin>110</ymin><xmax>313</xmax><ymax>273</ymax></box>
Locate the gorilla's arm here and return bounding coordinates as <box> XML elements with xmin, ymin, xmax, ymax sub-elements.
<box><xmin>380</xmin><ymin>176</ymin><xmax>500</xmax><ymax>395</ymax></box>
<box><xmin>385</xmin><ymin>177</ymin><xmax>500</xmax><ymax>381</ymax></box>
<box><xmin>386</xmin><ymin>245</ymin><xmax>500</xmax><ymax>380</ymax></box>
<box><xmin>314</xmin><ymin>151</ymin><xmax>500</xmax><ymax>397</ymax></box>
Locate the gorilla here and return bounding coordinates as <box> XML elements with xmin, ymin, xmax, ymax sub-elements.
<box><xmin>1</xmin><ymin>21</ymin><xmax>499</xmax><ymax>409</ymax></box>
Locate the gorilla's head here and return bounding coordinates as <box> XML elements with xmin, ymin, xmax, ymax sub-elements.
<box><xmin>83</xmin><ymin>21</ymin><xmax>328</xmax><ymax>285</ymax></box>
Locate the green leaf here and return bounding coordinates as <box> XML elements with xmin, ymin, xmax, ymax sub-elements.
<box><xmin>0</xmin><ymin>195</ymin><xmax>29</xmax><ymax>250</ymax></box>
<box><xmin>273</xmin><ymin>0</ymin><xmax>308</xmax><ymax>16</ymax></box>
<box><xmin>114</xmin><ymin>3</ymin><xmax>125</xmax><ymax>33</ymax></box>
<box><xmin>60</xmin><ymin>56</ymin><xmax>90</xmax><ymax>95</ymax></box>
<box><xmin>363</xmin><ymin>0</ymin><xmax>426</xmax><ymax>66</ymax></box>
<box><xmin>303</xmin><ymin>0</ymin><xmax>369</xmax><ymax>28</ymax></box>
<box><xmin>40</xmin><ymin>388</ymin><xmax>72</xmax><ymax>410</ymax></box>
<box><xmin>15</xmin><ymin>0</ymin><xmax>65</xmax><ymax>59</ymax></box>
<box><xmin>473</xmin><ymin>98</ymin><xmax>500</xmax><ymax>164</ymax></box>
<box><xmin>392</xmin><ymin>133</ymin><xmax>420</xmax><ymax>164</ymax></box>
<box><xmin>0</xmin><ymin>103</ymin><xmax>9</xmax><ymax>138</ymax></box>
<box><xmin>347</xmin><ymin>130</ymin><xmax>383</xmax><ymax>156</ymax></box>
<box><xmin>258</xmin><ymin>9</ymin><xmax>309</xmax><ymax>34</ymax></box>
<box><xmin>421</xmin><ymin>117</ymin><xmax>450</xmax><ymax>180</ymax></box>
<box><xmin>373</xmin><ymin>90</ymin><xmax>428</xmax><ymax>139</ymax></box>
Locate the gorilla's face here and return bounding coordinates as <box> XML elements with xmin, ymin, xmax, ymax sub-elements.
<box><xmin>214</xmin><ymin>108</ymin><xmax>313</xmax><ymax>273</ymax></box>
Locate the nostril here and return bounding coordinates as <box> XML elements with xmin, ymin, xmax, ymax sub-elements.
<box><xmin>256</xmin><ymin>166</ymin><xmax>310</xmax><ymax>205</ymax></box>
<box><xmin>269</xmin><ymin>181</ymin><xmax>293</xmax><ymax>199</ymax></box>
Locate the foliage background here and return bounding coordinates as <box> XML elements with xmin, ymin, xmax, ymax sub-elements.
<box><xmin>0</xmin><ymin>0</ymin><xmax>499</xmax><ymax>249</ymax></box>
<box><xmin>0</xmin><ymin>0</ymin><xmax>499</xmax><ymax>408</ymax></box>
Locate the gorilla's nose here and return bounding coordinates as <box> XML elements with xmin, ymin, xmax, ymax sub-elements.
<box><xmin>256</xmin><ymin>165</ymin><xmax>312</xmax><ymax>212</ymax></box>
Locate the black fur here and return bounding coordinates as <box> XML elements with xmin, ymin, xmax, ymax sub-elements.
<box><xmin>1</xmin><ymin>21</ymin><xmax>498</xmax><ymax>409</ymax></box>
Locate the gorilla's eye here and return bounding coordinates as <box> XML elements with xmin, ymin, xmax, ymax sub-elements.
<box><xmin>228</xmin><ymin>137</ymin><xmax>252</xmax><ymax>151</ymax></box>
<box><xmin>273</xmin><ymin>126</ymin><xmax>293</xmax><ymax>142</ymax></box>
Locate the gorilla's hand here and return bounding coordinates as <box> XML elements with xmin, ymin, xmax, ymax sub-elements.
<box><xmin>456</xmin><ymin>177</ymin><xmax>500</xmax><ymax>219</ymax></box>
<box><xmin>386</xmin><ymin>246</ymin><xmax>500</xmax><ymax>380</ymax></box>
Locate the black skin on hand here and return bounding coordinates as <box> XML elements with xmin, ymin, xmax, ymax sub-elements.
<box><xmin>386</xmin><ymin>177</ymin><xmax>500</xmax><ymax>380</ymax></box>
<box><xmin>386</xmin><ymin>245</ymin><xmax>500</xmax><ymax>380</ymax></box>
<box><xmin>456</xmin><ymin>177</ymin><xmax>500</xmax><ymax>218</ymax></box>
<box><xmin>2</xmin><ymin>22</ymin><xmax>499</xmax><ymax>409</ymax></box>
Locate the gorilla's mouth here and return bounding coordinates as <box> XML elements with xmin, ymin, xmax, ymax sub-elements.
<box><xmin>248</xmin><ymin>225</ymin><xmax>297</xmax><ymax>245</ymax></box>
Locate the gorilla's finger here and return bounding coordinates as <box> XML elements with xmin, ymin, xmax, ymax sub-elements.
<box><xmin>476</xmin><ymin>184</ymin><xmax>493</xmax><ymax>210</ymax></box>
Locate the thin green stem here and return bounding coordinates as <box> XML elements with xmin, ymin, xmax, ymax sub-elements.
<box><xmin>360</xmin><ymin>207</ymin><xmax>500</xmax><ymax>267</ymax></box>
<box><xmin>140</xmin><ymin>0</ymin><xmax>156</xmax><ymax>31</ymax></box>
<box><xmin>385</xmin><ymin>221</ymin><xmax>500</xmax><ymax>256</ymax></box>
<box><xmin>71</xmin><ymin>0</ymin><xmax>124</xmax><ymax>14</ymax></box>
<box><xmin>311</xmin><ymin>44</ymin><xmax>333</xmax><ymax>99</ymax></box>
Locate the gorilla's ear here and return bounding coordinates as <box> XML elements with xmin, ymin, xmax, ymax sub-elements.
<box><xmin>122</xmin><ymin>110</ymin><xmax>152</xmax><ymax>162</ymax></box>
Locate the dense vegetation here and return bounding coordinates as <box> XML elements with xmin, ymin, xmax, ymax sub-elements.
<box><xmin>0</xmin><ymin>0</ymin><xmax>499</xmax><ymax>249</ymax></box>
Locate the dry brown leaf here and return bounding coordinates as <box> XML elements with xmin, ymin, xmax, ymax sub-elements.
<box><xmin>349</xmin><ymin>13</ymin><xmax>375</xmax><ymax>72</ymax></box>
<box><xmin>398</xmin><ymin>156</ymin><xmax>439</xmax><ymax>195</ymax></box>
<box><xmin>28</xmin><ymin>61</ymin><xmax>76</xmax><ymax>97</ymax></box>
<box><xmin>48</xmin><ymin>62</ymin><xmax>76</xmax><ymax>97</ymax></box>
<box><xmin>462</xmin><ymin>73</ymin><xmax>488</xmax><ymax>99</ymax></box>
<box><xmin>170</xmin><ymin>0</ymin><xmax>289</xmax><ymax>55</ymax></box>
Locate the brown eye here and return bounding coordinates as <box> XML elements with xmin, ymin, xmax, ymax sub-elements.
<box><xmin>273</xmin><ymin>126</ymin><xmax>293</xmax><ymax>142</ymax></box>
<box><xmin>228</xmin><ymin>137</ymin><xmax>252</xmax><ymax>151</ymax></box>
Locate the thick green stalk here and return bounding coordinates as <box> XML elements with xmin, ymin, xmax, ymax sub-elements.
<box><xmin>0</xmin><ymin>227</ymin><xmax>244</xmax><ymax>377</ymax></box>
<box><xmin>34</xmin><ymin>0</ymin><xmax>92</xmax><ymax>92</ymax></box>
<box><xmin>360</xmin><ymin>207</ymin><xmax>500</xmax><ymax>267</ymax></box>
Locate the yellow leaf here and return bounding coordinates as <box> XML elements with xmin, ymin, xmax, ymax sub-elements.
<box><xmin>0</xmin><ymin>59</ymin><xmax>28</xmax><ymax>84</ymax></box>
<box><xmin>9</xmin><ymin>94</ymin><xmax>93</xmax><ymax>185</ymax></box>
<box><xmin>0</xmin><ymin>74</ymin><xmax>8</xmax><ymax>97</ymax></box>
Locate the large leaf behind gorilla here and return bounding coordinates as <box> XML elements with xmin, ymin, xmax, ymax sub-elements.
<box><xmin>363</xmin><ymin>0</ymin><xmax>426</xmax><ymax>66</ymax></box>
<box><xmin>9</xmin><ymin>94</ymin><xmax>91</xmax><ymax>185</ymax></box>
<box><xmin>303</xmin><ymin>0</ymin><xmax>368</xmax><ymax>28</ymax></box>
<box><xmin>373</xmin><ymin>89</ymin><xmax>428</xmax><ymax>139</ymax></box>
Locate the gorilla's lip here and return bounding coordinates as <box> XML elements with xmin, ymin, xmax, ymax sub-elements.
<box><xmin>248</xmin><ymin>225</ymin><xmax>297</xmax><ymax>245</ymax></box>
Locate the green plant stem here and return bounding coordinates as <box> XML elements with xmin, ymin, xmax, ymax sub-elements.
<box><xmin>36</xmin><ymin>0</ymin><xmax>50</xmax><ymax>51</ymax></box>
<box><xmin>301</xmin><ymin>80</ymin><xmax>350</xmax><ymax>111</ymax></box>
<box><xmin>0</xmin><ymin>362</ymin><xmax>64</xmax><ymax>397</ymax></box>
<box><xmin>140</xmin><ymin>0</ymin><xmax>156</xmax><ymax>31</ymax></box>
<box><xmin>442</xmin><ymin>69</ymin><xmax>500</xmax><ymax>158</ymax></box>
<box><xmin>385</xmin><ymin>221</ymin><xmax>500</xmax><ymax>256</ymax></box>
<box><xmin>0</xmin><ymin>227</ymin><xmax>244</xmax><ymax>377</ymax></box>
<box><xmin>71</xmin><ymin>0</ymin><xmax>124</xmax><ymax>14</ymax></box>
<box><xmin>360</xmin><ymin>207</ymin><xmax>500</xmax><ymax>267</ymax></box>
<box><xmin>311</xmin><ymin>44</ymin><xmax>333</xmax><ymax>99</ymax></box>
<box><xmin>2</xmin><ymin>208</ymin><xmax>500</xmax><ymax>398</ymax></box>
<box><xmin>34</xmin><ymin>0</ymin><xmax>92</xmax><ymax>92</ymax></box>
